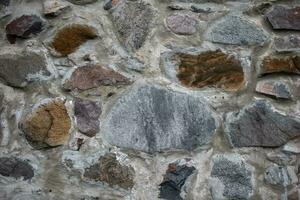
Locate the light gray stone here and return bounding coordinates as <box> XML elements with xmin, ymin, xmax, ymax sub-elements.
<box><xmin>101</xmin><ymin>81</ymin><xmax>218</xmax><ymax>153</ymax></box>
<box><xmin>264</xmin><ymin>164</ymin><xmax>298</xmax><ymax>187</ymax></box>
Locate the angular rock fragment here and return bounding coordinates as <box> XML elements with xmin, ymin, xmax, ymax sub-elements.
<box><xmin>207</xmin><ymin>15</ymin><xmax>268</xmax><ymax>46</ymax></box>
<box><xmin>259</xmin><ymin>56</ymin><xmax>300</xmax><ymax>75</ymax></box>
<box><xmin>21</xmin><ymin>98</ymin><xmax>71</xmax><ymax>148</ymax></box>
<box><xmin>264</xmin><ymin>164</ymin><xmax>298</xmax><ymax>187</ymax></box>
<box><xmin>6</xmin><ymin>15</ymin><xmax>45</xmax><ymax>44</ymax></box>
<box><xmin>74</xmin><ymin>98</ymin><xmax>101</xmax><ymax>137</ymax></box>
<box><xmin>66</xmin><ymin>0</ymin><xmax>97</xmax><ymax>5</ymax></box>
<box><xmin>266</xmin><ymin>6</ymin><xmax>300</xmax><ymax>30</ymax></box>
<box><xmin>256</xmin><ymin>79</ymin><xmax>292</xmax><ymax>99</ymax></box>
<box><xmin>102</xmin><ymin>82</ymin><xmax>218</xmax><ymax>153</ymax></box>
<box><xmin>159</xmin><ymin>161</ymin><xmax>196</xmax><ymax>200</ymax></box>
<box><xmin>209</xmin><ymin>154</ymin><xmax>253</xmax><ymax>200</ymax></box>
<box><xmin>0</xmin><ymin>48</ymin><xmax>50</xmax><ymax>88</ymax></box>
<box><xmin>166</xmin><ymin>13</ymin><xmax>198</xmax><ymax>35</ymax></box>
<box><xmin>274</xmin><ymin>35</ymin><xmax>300</xmax><ymax>52</ymax></box>
<box><xmin>0</xmin><ymin>157</ymin><xmax>34</xmax><ymax>180</ymax></box>
<box><xmin>63</xmin><ymin>65</ymin><xmax>130</xmax><ymax>90</ymax></box>
<box><xmin>84</xmin><ymin>153</ymin><xmax>135</xmax><ymax>189</ymax></box>
<box><xmin>49</xmin><ymin>24</ymin><xmax>97</xmax><ymax>56</ymax></box>
<box><xmin>283</xmin><ymin>138</ymin><xmax>300</xmax><ymax>154</ymax></box>
<box><xmin>103</xmin><ymin>0</ymin><xmax>119</xmax><ymax>10</ymax></box>
<box><xmin>110</xmin><ymin>0</ymin><xmax>155</xmax><ymax>51</ymax></box>
<box><xmin>43</xmin><ymin>0</ymin><xmax>70</xmax><ymax>17</ymax></box>
<box><xmin>225</xmin><ymin>99</ymin><xmax>300</xmax><ymax>147</ymax></box>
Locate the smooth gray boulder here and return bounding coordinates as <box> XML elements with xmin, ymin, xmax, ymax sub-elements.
<box><xmin>225</xmin><ymin>99</ymin><xmax>300</xmax><ymax>147</ymax></box>
<box><xmin>101</xmin><ymin>81</ymin><xmax>218</xmax><ymax>153</ymax></box>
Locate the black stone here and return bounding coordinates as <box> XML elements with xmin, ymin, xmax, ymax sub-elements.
<box><xmin>0</xmin><ymin>157</ymin><xmax>34</xmax><ymax>180</ymax></box>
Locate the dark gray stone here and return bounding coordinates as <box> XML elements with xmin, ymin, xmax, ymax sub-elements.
<box><xmin>225</xmin><ymin>99</ymin><xmax>300</xmax><ymax>147</ymax></box>
<box><xmin>66</xmin><ymin>0</ymin><xmax>97</xmax><ymax>5</ymax></box>
<box><xmin>209</xmin><ymin>154</ymin><xmax>253</xmax><ymax>200</ymax></box>
<box><xmin>207</xmin><ymin>15</ymin><xmax>268</xmax><ymax>46</ymax></box>
<box><xmin>0</xmin><ymin>0</ymin><xmax>11</xmax><ymax>19</ymax></box>
<box><xmin>0</xmin><ymin>157</ymin><xmax>34</xmax><ymax>180</ymax></box>
<box><xmin>74</xmin><ymin>98</ymin><xmax>101</xmax><ymax>137</ymax></box>
<box><xmin>266</xmin><ymin>6</ymin><xmax>300</xmax><ymax>30</ymax></box>
<box><xmin>102</xmin><ymin>82</ymin><xmax>218</xmax><ymax>153</ymax></box>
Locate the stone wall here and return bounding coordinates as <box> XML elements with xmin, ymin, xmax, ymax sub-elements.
<box><xmin>0</xmin><ymin>0</ymin><xmax>300</xmax><ymax>199</ymax></box>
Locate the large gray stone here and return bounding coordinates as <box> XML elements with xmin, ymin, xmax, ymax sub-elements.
<box><xmin>101</xmin><ymin>81</ymin><xmax>218</xmax><ymax>153</ymax></box>
<box><xmin>209</xmin><ymin>154</ymin><xmax>253</xmax><ymax>200</ymax></box>
<box><xmin>225</xmin><ymin>99</ymin><xmax>300</xmax><ymax>147</ymax></box>
<box><xmin>206</xmin><ymin>15</ymin><xmax>268</xmax><ymax>46</ymax></box>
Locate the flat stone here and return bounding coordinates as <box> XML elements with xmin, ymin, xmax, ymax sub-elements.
<box><xmin>63</xmin><ymin>65</ymin><xmax>130</xmax><ymax>90</ymax></box>
<box><xmin>283</xmin><ymin>138</ymin><xmax>300</xmax><ymax>154</ymax></box>
<box><xmin>264</xmin><ymin>164</ymin><xmax>298</xmax><ymax>187</ymax></box>
<box><xmin>207</xmin><ymin>15</ymin><xmax>268</xmax><ymax>46</ymax></box>
<box><xmin>256</xmin><ymin>79</ymin><xmax>292</xmax><ymax>99</ymax></box>
<box><xmin>225</xmin><ymin>99</ymin><xmax>300</xmax><ymax>147</ymax></box>
<box><xmin>66</xmin><ymin>0</ymin><xmax>97</xmax><ymax>5</ymax></box>
<box><xmin>209</xmin><ymin>154</ymin><xmax>253</xmax><ymax>200</ymax></box>
<box><xmin>159</xmin><ymin>160</ymin><xmax>196</xmax><ymax>200</ymax></box>
<box><xmin>0</xmin><ymin>157</ymin><xmax>34</xmax><ymax>180</ymax></box>
<box><xmin>74</xmin><ymin>98</ymin><xmax>101</xmax><ymax>137</ymax></box>
<box><xmin>21</xmin><ymin>98</ymin><xmax>71</xmax><ymax>148</ymax></box>
<box><xmin>6</xmin><ymin>15</ymin><xmax>45</xmax><ymax>44</ymax></box>
<box><xmin>274</xmin><ymin>35</ymin><xmax>300</xmax><ymax>52</ymax></box>
<box><xmin>259</xmin><ymin>55</ymin><xmax>300</xmax><ymax>75</ymax></box>
<box><xmin>110</xmin><ymin>0</ymin><xmax>155</xmax><ymax>51</ymax></box>
<box><xmin>166</xmin><ymin>13</ymin><xmax>198</xmax><ymax>35</ymax></box>
<box><xmin>266</xmin><ymin>6</ymin><xmax>300</xmax><ymax>30</ymax></box>
<box><xmin>0</xmin><ymin>48</ymin><xmax>50</xmax><ymax>88</ymax></box>
<box><xmin>101</xmin><ymin>81</ymin><xmax>218</xmax><ymax>154</ymax></box>
<box><xmin>43</xmin><ymin>0</ymin><xmax>70</xmax><ymax>17</ymax></box>
<box><xmin>84</xmin><ymin>153</ymin><xmax>135</xmax><ymax>189</ymax></box>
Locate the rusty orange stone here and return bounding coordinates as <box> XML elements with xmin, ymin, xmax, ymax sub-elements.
<box><xmin>260</xmin><ymin>56</ymin><xmax>300</xmax><ymax>75</ymax></box>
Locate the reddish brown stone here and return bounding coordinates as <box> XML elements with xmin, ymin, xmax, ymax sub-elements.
<box><xmin>63</xmin><ymin>65</ymin><xmax>130</xmax><ymax>90</ymax></box>
<box><xmin>260</xmin><ymin>56</ymin><xmax>300</xmax><ymax>75</ymax></box>
<box><xmin>176</xmin><ymin>50</ymin><xmax>244</xmax><ymax>91</ymax></box>
<box><xmin>256</xmin><ymin>79</ymin><xmax>291</xmax><ymax>99</ymax></box>
<box><xmin>266</xmin><ymin>6</ymin><xmax>300</xmax><ymax>30</ymax></box>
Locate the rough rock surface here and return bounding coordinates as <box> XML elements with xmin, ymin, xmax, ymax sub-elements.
<box><xmin>63</xmin><ymin>65</ymin><xmax>130</xmax><ymax>90</ymax></box>
<box><xmin>259</xmin><ymin>55</ymin><xmax>300</xmax><ymax>75</ymax></box>
<box><xmin>256</xmin><ymin>79</ymin><xmax>292</xmax><ymax>99</ymax></box>
<box><xmin>274</xmin><ymin>35</ymin><xmax>300</xmax><ymax>52</ymax></box>
<box><xmin>0</xmin><ymin>0</ymin><xmax>11</xmax><ymax>19</ymax></box>
<box><xmin>0</xmin><ymin>157</ymin><xmax>34</xmax><ymax>180</ymax></box>
<box><xmin>166</xmin><ymin>13</ymin><xmax>198</xmax><ymax>35</ymax></box>
<box><xmin>74</xmin><ymin>98</ymin><xmax>101</xmax><ymax>137</ymax></box>
<box><xmin>66</xmin><ymin>0</ymin><xmax>97</xmax><ymax>5</ymax></box>
<box><xmin>43</xmin><ymin>0</ymin><xmax>70</xmax><ymax>17</ymax></box>
<box><xmin>225</xmin><ymin>99</ymin><xmax>300</xmax><ymax>147</ymax></box>
<box><xmin>264</xmin><ymin>164</ymin><xmax>298</xmax><ymax>187</ymax></box>
<box><xmin>102</xmin><ymin>82</ymin><xmax>218</xmax><ymax>153</ymax></box>
<box><xmin>84</xmin><ymin>153</ymin><xmax>135</xmax><ymax>189</ymax></box>
<box><xmin>207</xmin><ymin>15</ymin><xmax>268</xmax><ymax>46</ymax></box>
<box><xmin>209</xmin><ymin>154</ymin><xmax>253</xmax><ymax>200</ymax></box>
<box><xmin>21</xmin><ymin>98</ymin><xmax>71</xmax><ymax>148</ymax></box>
<box><xmin>266</xmin><ymin>6</ymin><xmax>300</xmax><ymax>30</ymax></box>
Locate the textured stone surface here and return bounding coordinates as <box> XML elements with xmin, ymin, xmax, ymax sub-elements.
<box><xmin>207</xmin><ymin>15</ymin><xmax>268</xmax><ymax>46</ymax></box>
<box><xmin>50</xmin><ymin>24</ymin><xmax>97</xmax><ymax>56</ymax></box>
<box><xmin>256</xmin><ymin>79</ymin><xmax>292</xmax><ymax>99</ymax></box>
<box><xmin>74</xmin><ymin>98</ymin><xmax>101</xmax><ymax>137</ymax></box>
<box><xmin>209</xmin><ymin>154</ymin><xmax>252</xmax><ymax>200</ymax></box>
<box><xmin>159</xmin><ymin>161</ymin><xmax>196</xmax><ymax>200</ymax></box>
<box><xmin>43</xmin><ymin>0</ymin><xmax>70</xmax><ymax>17</ymax></box>
<box><xmin>0</xmin><ymin>157</ymin><xmax>34</xmax><ymax>180</ymax></box>
<box><xmin>0</xmin><ymin>49</ymin><xmax>50</xmax><ymax>88</ymax></box>
<box><xmin>63</xmin><ymin>65</ymin><xmax>130</xmax><ymax>90</ymax></box>
<box><xmin>264</xmin><ymin>164</ymin><xmax>298</xmax><ymax>187</ymax></box>
<box><xmin>166</xmin><ymin>13</ymin><xmax>198</xmax><ymax>35</ymax></box>
<box><xmin>0</xmin><ymin>0</ymin><xmax>11</xmax><ymax>19</ymax></box>
<box><xmin>6</xmin><ymin>15</ymin><xmax>45</xmax><ymax>44</ymax></box>
<box><xmin>66</xmin><ymin>0</ymin><xmax>97</xmax><ymax>5</ymax></box>
<box><xmin>21</xmin><ymin>99</ymin><xmax>71</xmax><ymax>148</ymax></box>
<box><xmin>84</xmin><ymin>153</ymin><xmax>135</xmax><ymax>189</ymax></box>
<box><xmin>110</xmin><ymin>0</ymin><xmax>155</xmax><ymax>51</ymax></box>
<box><xmin>266</xmin><ymin>6</ymin><xmax>300</xmax><ymax>30</ymax></box>
<box><xmin>103</xmin><ymin>0</ymin><xmax>118</xmax><ymax>10</ymax></box>
<box><xmin>274</xmin><ymin>35</ymin><xmax>300</xmax><ymax>52</ymax></box>
<box><xmin>225</xmin><ymin>99</ymin><xmax>300</xmax><ymax>147</ymax></box>
<box><xmin>259</xmin><ymin>56</ymin><xmax>300</xmax><ymax>75</ymax></box>
<box><xmin>102</xmin><ymin>82</ymin><xmax>218</xmax><ymax>153</ymax></box>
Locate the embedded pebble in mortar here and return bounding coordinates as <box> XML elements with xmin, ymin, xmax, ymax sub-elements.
<box><xmin>166</xmin><ymin>12</ymin><xmax>198</xmax><ymax>35</ymax></box>
<box><xmin>0</xmin><ymin>157</ymin><xmax>34</xmax><ymax>180</ymax></box>
<box><xmin>43</xmin><ymin>0</ymin><xmax>70</xmax><ymax>17</ymax></box>
<box><xmin>66</xmin><ymin>0</ymin><xmax>97</xmax><ymax>5</ymax></box>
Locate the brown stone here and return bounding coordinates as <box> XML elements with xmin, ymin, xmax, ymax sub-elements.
<box><xmin>50</xmin><ymin>24</ymin><xmax>97</xmax><ymax>56</ymax></box>
<box><xmin>63</xmin><ymin>65</ymin><xmax>130</xmax><ymax>90</ymax></box>
<box><xmin>266</xmin><ymin>6</ymin><xmax>300</xmax><ymax>30</ymax></box>
<box><xmin>84</xmin><ymin>153</ymin><xmax>135</xmax><ymax>189</ymax></box>
<box><xmin>176</xmin><ymin>50</ymin><xmax>244</xmax><ymax>91</ymax></box>
<box><xmin>21</xmin><ymin>99</ymin><xmax>71</xmax><ymax>148</ymax></box>
<box><xmin>260</xmin><ymin>56</ymin><xmax>300</xmax><ymax>75</ymax></box>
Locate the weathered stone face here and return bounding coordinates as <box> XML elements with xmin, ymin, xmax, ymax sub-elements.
<box><xmin>66</xmin><ymin>0</ymin><xmax>97</xmax><ymax>5</ymax></box>
<box><xmin>43</xmin><ymin>0</ymin><xmax>70</xmax><ymax>17</ymax></box>
<box><xmin>0</xmin><ymin>0</ymin><xmax>11</xmax><ymax>19</ymax></box>
<box><xmin>49</xmin><ymin>24</ymin><xmax>97</xmax><ymax>56</ymax></box>
<box><xmin>209</xmin><ymin>154</ymin><xmax>253</xmax><ymax>200</ymax></box>
<box><xmin>256</xmin><ymin>79</ymin><xmax>292</xmax><ymax>99</ymax></box>
<box><xmin>176</xmin><ymin>50</ymin><xmax>244</xmax><ymax>91</ymax></box>
<box><xmin>21</xmin><ymin>99</ymin><xmax>71</xmax><ymax>148</ymax></box>
<box><xmin>225</xmin><ymin>99</ymin><xmax>300</xmax><ymax>147</ymax></box>
<box><xmin>266</xmin><ymin>6</ymin><xmax>300</xmax><ymax>30</ymax></box>
<box><xmin>259</xmin><ymin>56</ymin><xmax>300</xmax><ymax>75</ymax></box>
<box><xmin>264</xmin><ymin>164</ymin><xmax>298</xmax><ymax>187</ymax></box>
<box><xmin>0</xmin><ymin>157</ymin><xmax>34</xmax><ymax>180</ymax></box>
<box><xmin>74</xmin><ymin>98</ymin><xmax>101</xmax><ymax>137</ymax></box>
<box><xmin>102</xmin><ymin>82</ymin><xmax>218</xmax><ymax>153</ymax></box>
<box><xmin>84</xmin><ymin>153</ymin><xmax>135</xmax><ymax>189</ymax></box>
<box><xmin>274</xmin><ymin>35</ymin><xmax>300</xmax><ymax>52</ymax></box>
<box><xmin>63</xmin><ymin>65</ymin><xmax>130</xmax><ymax>90</ymax></box>
<box><xmin>166</xmin><ymin>13</ymin><xmax>198</xmax><ymax>35</ymax></box>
